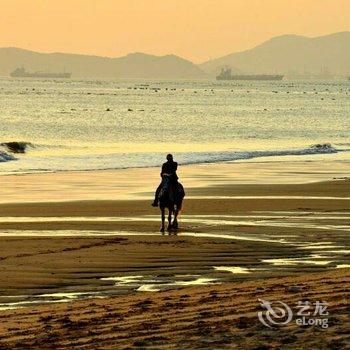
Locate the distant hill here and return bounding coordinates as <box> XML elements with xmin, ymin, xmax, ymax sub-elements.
<box><xmin>200</xmin><ymin>32</ymin><xmax>350</xmax><ymax>76</ymax></box>
<box><xmin>3</xmin><ymin>32</ymin><xmax>350</xmax><ymax>79</ymax></box>
<box><xmin>0</xmin><ymin>48</ymin><xmax>205</xmax><ymax>79</ymax></box>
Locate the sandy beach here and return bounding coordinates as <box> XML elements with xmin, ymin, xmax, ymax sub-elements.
<box><xmin>2</xmin><ymin>2</ymin><xmax>350</xmax><ymax>348</ymax></box>
<box><xmin>0</xmin><ymin>268</ymin><xmax>348</xmax><ymax>349</ymax></box>
<box><xmin>0</xmin><ymin>160</ymin><xmax>349</xmax><ymax>348</ymax></box>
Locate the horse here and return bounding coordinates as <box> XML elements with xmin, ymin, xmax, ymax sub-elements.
<box><xmin>158</xmin><ymin>176</ymin><xmax>185</xmax><ymax>234</ymax></box>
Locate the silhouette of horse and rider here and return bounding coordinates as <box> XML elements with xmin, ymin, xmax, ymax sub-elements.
<box><xmin>152</xmin><ymin>154</ymin><xmax>185</xmax><ymax>233</ymax></box>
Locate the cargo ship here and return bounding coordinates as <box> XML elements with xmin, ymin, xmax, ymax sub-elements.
<box><xmin>216</xmin><ymin>67</ymin><xmax>283</xmax><ymax>81</ymax></box>
<box><xmin>10</xmin><ymin>67</ymin><xmax>71</xmax><ymax>79</ymax></box>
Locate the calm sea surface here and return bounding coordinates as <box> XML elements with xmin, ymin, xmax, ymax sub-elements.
<box><xmin>0</xmin><ymin>78</ymin><xmax>349</xmax><ymax>174</ymax></box>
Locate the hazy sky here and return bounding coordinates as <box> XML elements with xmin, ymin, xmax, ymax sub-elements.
<box><xmin>0</xmin><ymin>0</ymin><xmax>349</xmax><ymax>62</ymax></box>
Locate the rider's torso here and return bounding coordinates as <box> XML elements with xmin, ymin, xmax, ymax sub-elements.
<box><xmin>161</xmin><ymin>161</ymin><xmax>178</xmax><ymax>180</ymax></box>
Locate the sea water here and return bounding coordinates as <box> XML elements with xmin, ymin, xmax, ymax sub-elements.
<box><xmin>0</xmin><ymin>77</ymin><xmax>349</xmax><ymax>174</ymax></box>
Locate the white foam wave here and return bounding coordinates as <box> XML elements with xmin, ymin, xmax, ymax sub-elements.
<box><xmin>0</xmin><ymin>143</ymin><xmax>342</xmax><ymax>173</ymax></box>
<box><xmin>178</xmin><ymin>143</ymin><xmax>338</xmax><ymax>166</ymax></box>
<box><xmin>0</xmin><ymin>151</ymin><xmax>16</xmax><ymax>162</ymax></box>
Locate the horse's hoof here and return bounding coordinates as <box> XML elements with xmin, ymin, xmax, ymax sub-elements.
<box><xmin>160</xmin><ymin>228</ymin><xmax>165</xmax><ymax>233</ymax></box>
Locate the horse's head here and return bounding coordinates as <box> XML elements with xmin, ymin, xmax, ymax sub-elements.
<box><xmin>159</xmin><ymin>176</ymin><xmax>174</xmax><ymax>206</ymax></box>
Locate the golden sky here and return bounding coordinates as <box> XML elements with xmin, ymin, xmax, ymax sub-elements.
<box><xmin>0</xmin><ymin>0</ymin><xmax>349</xmax><ymax>62</ymax></box>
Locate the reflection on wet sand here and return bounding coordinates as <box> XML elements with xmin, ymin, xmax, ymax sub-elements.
<box><xmin>0</xmin><ymin>292</ymin><xmax>110</xmax><ymax>311</ymax></box>
<box><xmin>214</xmin><ymin>266</ymin><xmax>252</xmax><ymax>274</ymax></box>
<box><xmin>0</xmin><ymin>211</ymin><xmax>348</xmax><ymax>233</ymax></box>
<box><xmin>0</xmin><ymin>274</ymin><xmax>219</xmax><ymax>309</ymax></box>
<box><xmin>262</xmin><ymin>257</ymin><xmax>333</xmax><ymax>266</ymax></box>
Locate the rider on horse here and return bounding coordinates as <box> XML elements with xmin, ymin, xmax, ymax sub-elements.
<box><xmin>152</xmin><ymin>154</ymin><xmax>179</xmax><ymax>207</ymax></box>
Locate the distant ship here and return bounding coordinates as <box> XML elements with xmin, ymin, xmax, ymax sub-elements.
<box><xmin>10</xmin><ymin>67</ymin><xmax>71</xmax><ymax>79</ymax></box>
<box><xmin>216</xmin><ymin>67</ymin><xmax>283</xmax><ymax>81</ymax></box>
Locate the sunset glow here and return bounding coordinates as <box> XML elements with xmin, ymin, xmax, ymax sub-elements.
<box><xmin>0</xmin><ymin>0</ymin><xmax>349</xmax><ymax>61</ymax></box>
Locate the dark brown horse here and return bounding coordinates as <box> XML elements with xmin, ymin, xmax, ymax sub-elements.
<box><xmin>158</xmin><ymin>176</ymin><xmax>185</xmax><ymax>234</ymax></box>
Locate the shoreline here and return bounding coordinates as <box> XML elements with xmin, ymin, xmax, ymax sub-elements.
<box><xmin>0</xmin><ymin>157</ymin><xmax>349</xmax><ymax>203</ymax></box>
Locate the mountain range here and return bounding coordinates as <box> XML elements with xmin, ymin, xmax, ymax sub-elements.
<box><xmin>0</xmin><ymin>48</ymin><xmax>204</xmax><ymax>79</ymax></box>
<box><xmin>1</xmin><ymin>32</ymin><xmax>350</xmax><ymax>79</ymax></box>
<box><xmin>200</xmin><ymin>31</ymin><xmax>350</xmax><ymax>76</ymax></box>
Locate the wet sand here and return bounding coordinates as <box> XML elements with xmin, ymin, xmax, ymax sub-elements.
<box><xmin>0</xmin><ymin>162</ymin><xmax>349</xmax><ymax>348</ymax></box>
<box><xmin>0</xmin><ymin>157</ymin><xmax>348</xmax><ymax>203</ymax></box>
<box><xmin>0</xmin><ymin>234</ymin><xmax>297</xmax><ymax>299</ymax></box>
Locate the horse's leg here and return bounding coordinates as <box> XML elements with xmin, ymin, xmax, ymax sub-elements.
<box><xmin>172</xmin><ymin>209</ymin><xmax>179</xmax><ymax>230</ymax></box>
<box><xmin>160</xmin><ymin>207</ymin><xmax>165</xmax><ymax>233</ymax></box>
<box><xmin>167</xmin><ymin>208</ymin><xmax>172</xmax><ymax>232</ymax></box>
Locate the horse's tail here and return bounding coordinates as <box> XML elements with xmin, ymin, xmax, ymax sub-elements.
<box><xmin>176</xmin><ymin>183</ymin><xmax>185</xmax><ymax>211</ymax></box>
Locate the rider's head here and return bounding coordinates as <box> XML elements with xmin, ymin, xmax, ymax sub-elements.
<box><xmin>166</xmin><ymin>154</ymin><xmax>173</xmax><ymax>162</ymax></box>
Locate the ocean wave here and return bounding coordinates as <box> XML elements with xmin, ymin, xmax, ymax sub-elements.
<box><xmin>177</xmin><ymin>143</ymin><xmax>338</xmax><ymax>165</ymax></box>
<box><xmin>0</xmin><ymin>150</ymin><xmax>17</xmax><ymax>162</ymax></box>
<box><xmin>0</xmin><ymin>141</ymin><xmax>72</xmax><ymax>154</ymax></box>
<box><xmin>0</xmin><ymin>143</ymin><xmax>341</xmax><ymax>173</ymax></box>
<box><xmin>0</xmin><ymin>141</ymin><xmax>34</xmax><ymax>154</ymax></box>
